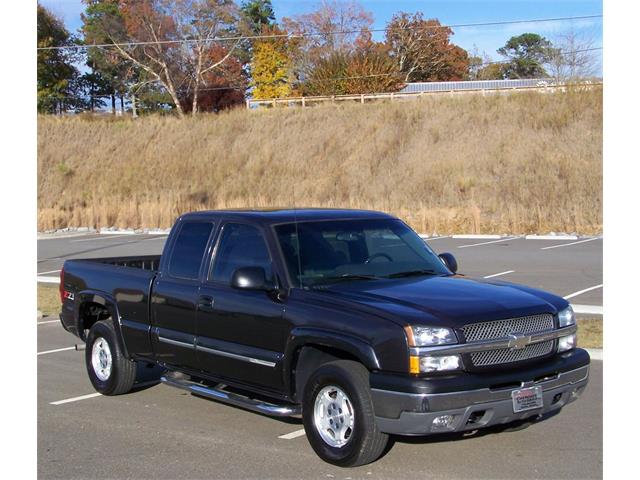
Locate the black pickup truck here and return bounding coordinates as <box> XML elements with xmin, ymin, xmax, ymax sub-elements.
<box><xmin>60</xmin><ymin>209</ymin><xmax>589</xmax><ymax>467</ymax></box>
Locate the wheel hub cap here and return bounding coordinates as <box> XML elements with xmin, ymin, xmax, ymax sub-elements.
<box><xmin>313</xmin><ymin>385</ymin><xmax>354</xmax><ymax>448</ymax></box>
<box><xmin>91</xmin><ymin>337</ymin><xmax>112</xmax><ymax>381</ymax></box>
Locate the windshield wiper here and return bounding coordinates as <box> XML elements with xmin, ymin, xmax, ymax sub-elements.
<box><xmin>384</xmin><ymin>269</ymin><xmax>439</xmax><ymax>279</ymax></box>
<box><xmin>318</xmin><ymin>273</ymin><xmax>381</xmax><ymax>284</ymax></box>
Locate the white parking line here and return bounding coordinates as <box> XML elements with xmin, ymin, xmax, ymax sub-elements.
<box><xmin>452</xmin><ymin>234</ymin><xmax>502</xmax><ymax>239</ymax></box>
<box><xmin>564</xmin><ymin>284</ymin><xmax>603</xmax><ymax>300</ymax></box>
<box><xmin>37</xmin><ymin>276</ymin><xmax>60</xmax><ymax>284</ymax></box>
<box><xmin>541</xmin><ymin>238</ymin><xmax>601</xmax><ymax>250</ymax></box>
<box><xmin>50</xmin><ymin>393</ymin><xmax>102</xmax><ymax>405</ymax></box>
<box><xmin>483</xmin><ymin>270</ymin><xmax>515</xmax><ymax>279</ymax></box>
<box><xmin>278</xmin><ymin>428</ymin><xmax>306</xmax><ymax>440</ymax></box>
<box><xmin>573</xmin><ymin>304</ymin><xmax>603</xmax><ymax>315</ymax></box>
<box><xmin>458</xmin><ymin>237</ymin><xmax>517</xmax><ymax>249</ymax></box>
<box><xmin>420</xmin><ymin>235</ymin><xmax>450</xmax><ymax>241</ymax></box>
<box><xmin>71</xmin><ymin>234</ymin><xmax>130</xmax><ymax>242</ymax></box>
<box><xmin>37</xmin><ymin>346</ymin><xmax>75</xmax><ymax>356</ymax></box>
<box><xmin>37</xmin><ymin>319</ymin><xmax>60</xmax><ymax>325</ymax></box>
<box><xmin>38</xmin><ymin>269</ymin><xmax>61</xmax><ymax>275</ymax></box>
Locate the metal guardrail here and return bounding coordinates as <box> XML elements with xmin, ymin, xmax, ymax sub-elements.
<box><xmin>246</xmin><ymin>81</ymin><xmax>602</xmax><ymax>109</ymax></box>
<box><xmin>400</xmin><ymin>78</ymin><xmax>555</xmax><ymax>93</ymax></box>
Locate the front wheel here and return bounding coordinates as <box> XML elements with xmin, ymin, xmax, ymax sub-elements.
<box><xmin>302</xmin><ymin>360</ymin><xmax>389</xmax><ymax>467</ymax></box>
<box><xmin>85</xmin><ymin>320</ymin><xmax>136</xmax><ymax>395</ymax></box>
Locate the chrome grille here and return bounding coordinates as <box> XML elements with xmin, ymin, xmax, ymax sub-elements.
<box><xmin>469</xmin><ymin>340</ymin><xmax>555</xmax><ymax>367</ymax></box>
<box><xmin>461</xmin><ymin>314</ymin><xmax>555</xmax><ymax>367</ymax></box>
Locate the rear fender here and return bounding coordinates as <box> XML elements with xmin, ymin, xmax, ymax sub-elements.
<box><xmin>76</xmin><ymin>290</ymin><xmax>130</xmax><ymax>359</ymax></box>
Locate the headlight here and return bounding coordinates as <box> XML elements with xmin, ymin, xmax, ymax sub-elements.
<box><xmin>405</xmin><ymin>326</ymin><xmax>457</xmax><ymax>346</ymax></box>
<box><xmin>558</xmin><ymin>333</ymin><xmax>577</xmax><ymax>352</ymax></box>
<box><xmin>558</xmin><ymin>305</ymin><xmax>575</xmax><ymax>327</ymax></box>
<box><xmin>411</xmin><ymin>355</ymin><xmax>461</xmax><ymax>373</ymax></box>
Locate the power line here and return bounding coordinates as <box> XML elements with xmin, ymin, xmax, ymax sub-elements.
<box><xmin>37</xmin><ymin>14</ymin><xmax>603</xmax><ymax>51</ymax></box>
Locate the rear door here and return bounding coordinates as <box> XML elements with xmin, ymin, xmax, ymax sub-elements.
<box><xmin>195</xmin><ymin>222</ymin><xmax>288</xmax><ymax>391</ymax></box>
<box><xmin>150</xmin><ymin>220</ymin><xmax>216</xmax><ymax>370</ymax></box>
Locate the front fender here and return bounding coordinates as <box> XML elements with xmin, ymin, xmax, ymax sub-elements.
<box><xmin>282</xmin><ymin>327</ymin><xmax>380</xmax><ymax>398</ymax></box>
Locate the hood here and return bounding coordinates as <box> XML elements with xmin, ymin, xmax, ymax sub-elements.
<box><xmin>321</xmin><ymin>275</ymin><xmax>567</xmax><ymax>329</ymax></box>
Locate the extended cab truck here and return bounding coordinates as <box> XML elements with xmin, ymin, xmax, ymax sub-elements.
<box><xmin>60</xmin><ymin>209</ymin><xmax>589</xmax><ymax>467</ymax></box>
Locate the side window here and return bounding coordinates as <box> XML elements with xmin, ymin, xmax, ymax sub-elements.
<box><xmin>211</xmin><ymin>224</ymin><xmax>272</xmax><ymax>284</ymax></box>
<box><xmin>168</xmin><ymin>222</ymin><xmax>214</xmax><ymax>280</ymax></box>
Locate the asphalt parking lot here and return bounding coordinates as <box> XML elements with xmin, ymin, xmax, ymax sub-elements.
<box><xmin>37</xmin><ymin>232</ymin><xmax>603</xmax><ymax>479</ymax></box>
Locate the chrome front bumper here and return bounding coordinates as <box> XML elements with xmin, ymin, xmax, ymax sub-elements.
<box><xmin>372</xmin><ymin>362</ymin><xmax>589</xmax><ymax>436</ymax></box>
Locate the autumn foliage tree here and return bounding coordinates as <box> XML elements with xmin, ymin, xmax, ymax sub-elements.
<box><xmin>385</xmin><ymin>12</ymin><xmax>469</xmax><ymax>82</ymax></box>
<box><xmin>302</xmin><ymin>45</ymin><xmax>403</xmax><ymax>96</ymax></box>
<box><xmin>283</xmin><ymin>0</ymin><xmax>374</xmax><ymax>82</ymax></box>
<box><xmin>250</xmin><ymin>27</ymin><xmax>293</xmax><ymax>99</ymax></box>
<box><xmin>88</xmin><ymin>0</ymin><xmax>247</xmax><ymax>116</ymax></box>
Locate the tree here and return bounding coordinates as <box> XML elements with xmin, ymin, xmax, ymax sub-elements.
<box><xmin>37</xmin><ymin>3</ymin><xmax>82</xmax><ymax>114</ymax></box>
<box><xmin>497</xmin><ymin>33</ymin><xmax>553</xmax><ymax>79</ymax></box>
<box><xmin>241</xmin><ymin>0</ymin><xmax>275</xmax><ymax>34</ymax></box>
<box><xmin>385</xmin><ymin>12</ymin><xmax>469</xmax><ymax>82</ymax></box>
<box><xmin>283</xmin><ymin>0</ymin><xmax>373</xmax><ymax>81</ymax></box>
<box><xmin>88</xmin><ymin>0</ymin><xmax>247</xmax><ymax>117</ymax></box>
<box><xmin>250</xmin><ymin>26</ymin><xmax>293</xmax><ymax>99</ymax></box>
<box><xmin>301</xmin><ymin>46</ymin><xmax>403</xmax><ymax>96</ymax></box>
<box><xmin>547</xmin><ymin>30</ymin><xmax>599</xmax><ymax>82</ymax></box>
<box><xmin>81</xmin><ymin>0</ymin><xmax>138</xmax><ymax>115</ymax></box>
<box><xmin>476</xmin><ymin>62</ymin><xmax>507</xmax><ymax>80</ymax></box>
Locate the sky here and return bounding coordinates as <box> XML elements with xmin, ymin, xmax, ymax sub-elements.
<box><xmin>40</xmin><ymin>0</ymin><xmax>603</xmax><ymax>68</ymax></box>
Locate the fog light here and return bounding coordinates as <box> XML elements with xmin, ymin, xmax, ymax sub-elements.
<box><xmin>432</xmin><ymin>414</ymin><xmax>457</xmax><ymax>432</ymax></box>
<box><xmin>571</xmin><ymin>386</ymin><xmax>585</xmax><ymax>400</ymax></box>
<box><xmin>558</xmin><ymin>333</ymin><xmax>577</xmax><ymax>352</ymax></box>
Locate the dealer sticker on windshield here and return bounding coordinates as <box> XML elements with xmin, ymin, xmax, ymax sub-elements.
<box><xmin>511</xmin><ymin>386</ymin><xmax>543</xmax><ymax>413</ymax></box>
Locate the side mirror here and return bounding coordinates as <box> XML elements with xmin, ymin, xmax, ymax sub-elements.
<box><xmin>230</xmin><ymin>267</ymin><xmax>273</xmax><ymax>291</ymax></box>
<box><xmin>438</xmin><ymin>253</ymin><xmax>458</xmax><ymax>274</ymax></box>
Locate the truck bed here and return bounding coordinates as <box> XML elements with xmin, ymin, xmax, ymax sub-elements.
<box><xmin>61</xmin><ymin>255</ymin><xmax>161</xmax><ymax>343</ymax></box>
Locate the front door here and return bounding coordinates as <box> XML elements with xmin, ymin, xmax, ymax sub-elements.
<box><xmin>196</xmin><ymin>222</ymin><xmax>287</xmax><ymax>391</ymax></box>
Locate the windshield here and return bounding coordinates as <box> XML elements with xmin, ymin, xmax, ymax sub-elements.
<box><xmin>274</xmin><ymin>218</ymin><xmax>450</xmax><ymax>287</ymax></box>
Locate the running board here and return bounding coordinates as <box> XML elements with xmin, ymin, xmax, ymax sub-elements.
<box><xmin>160</xmin><ymin>375</ymin><xmax>301</xmax><ymax>418</ymax></box>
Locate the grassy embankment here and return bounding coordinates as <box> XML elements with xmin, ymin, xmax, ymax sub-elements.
<box><xmin>37</xmin><ymin>282</ymin><xmax>603</xmax><ymax>347</ymax></box>
<box><xmin>38</xmin><ymin>87</ymin><xmax>602</xmax><ymax>234</ymax></box>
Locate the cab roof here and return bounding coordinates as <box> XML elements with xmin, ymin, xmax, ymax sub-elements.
<box><xmin>179</xmin><ymin>208</ymin><xmax>395</xmax><ymax>225</ymax></box>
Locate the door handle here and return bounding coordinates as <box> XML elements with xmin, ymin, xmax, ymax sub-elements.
<box><xmin>197</xmin><ymin>295</ymin><xmax>215</xmax><ymax>312</ymax></box>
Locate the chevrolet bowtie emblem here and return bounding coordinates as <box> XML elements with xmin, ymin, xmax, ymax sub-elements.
<box><xmin>507</xmin><ymin>333</ymin><xmax>532</xmax><ymax>350</ymax></box>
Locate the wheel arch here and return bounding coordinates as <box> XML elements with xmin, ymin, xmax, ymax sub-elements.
<box><xmin>76</xmin><ymin>291</ymin><xmax>130</xmax><ymax>359</ymax></box>
<box><xmin>284</xmin><ymin>327</ymin><xmax>380</xmax><ymax>402</ymax></box>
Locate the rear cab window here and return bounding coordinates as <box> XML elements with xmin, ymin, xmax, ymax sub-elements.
<box><xmin>168</xmin><ymin>221</ymin><xmax>215</xmax><ymax>280</ymax></box>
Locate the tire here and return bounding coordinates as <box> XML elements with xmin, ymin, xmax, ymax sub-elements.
<box><xmin>85</xmin><ymin>319</ymin><xmax>136</xmax><ymax>395</ymax></box>
<box><xmin>302</xmin><ymin>360</ymin><xmax>389</xmax><ymax>467</ymax></box>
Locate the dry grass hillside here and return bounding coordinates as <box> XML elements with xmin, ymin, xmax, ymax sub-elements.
<box><xmin>37</xmin><ymin>88</ymin><xmax>602</xmax><ymax>233</ymax></box>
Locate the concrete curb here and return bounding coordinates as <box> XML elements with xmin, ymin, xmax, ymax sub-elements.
<box><xmin>585</xmin><ymin>348</ymin><xmax>603</xmax><ymax>360</ymax></box>
<box><xmin>524</xmin><ymin>234</ymin><xmax>579</xmax><ymax>240</ymax></box>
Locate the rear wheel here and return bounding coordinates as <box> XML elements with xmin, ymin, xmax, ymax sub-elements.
<box><xmin>85</xmin><ymin>320</ymin><xmax>136</xmax><ymax>395</ymax></box>
<box><xmin>302</xmin><ymin>360</ymin><xmax>389</xmax><ymax>467</ymax></box>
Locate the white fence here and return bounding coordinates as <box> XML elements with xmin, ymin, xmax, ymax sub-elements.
<box><xmin>246</xmin><ymin>80</ymin><xmax>601</xmax><ymax>109</ymax></box>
